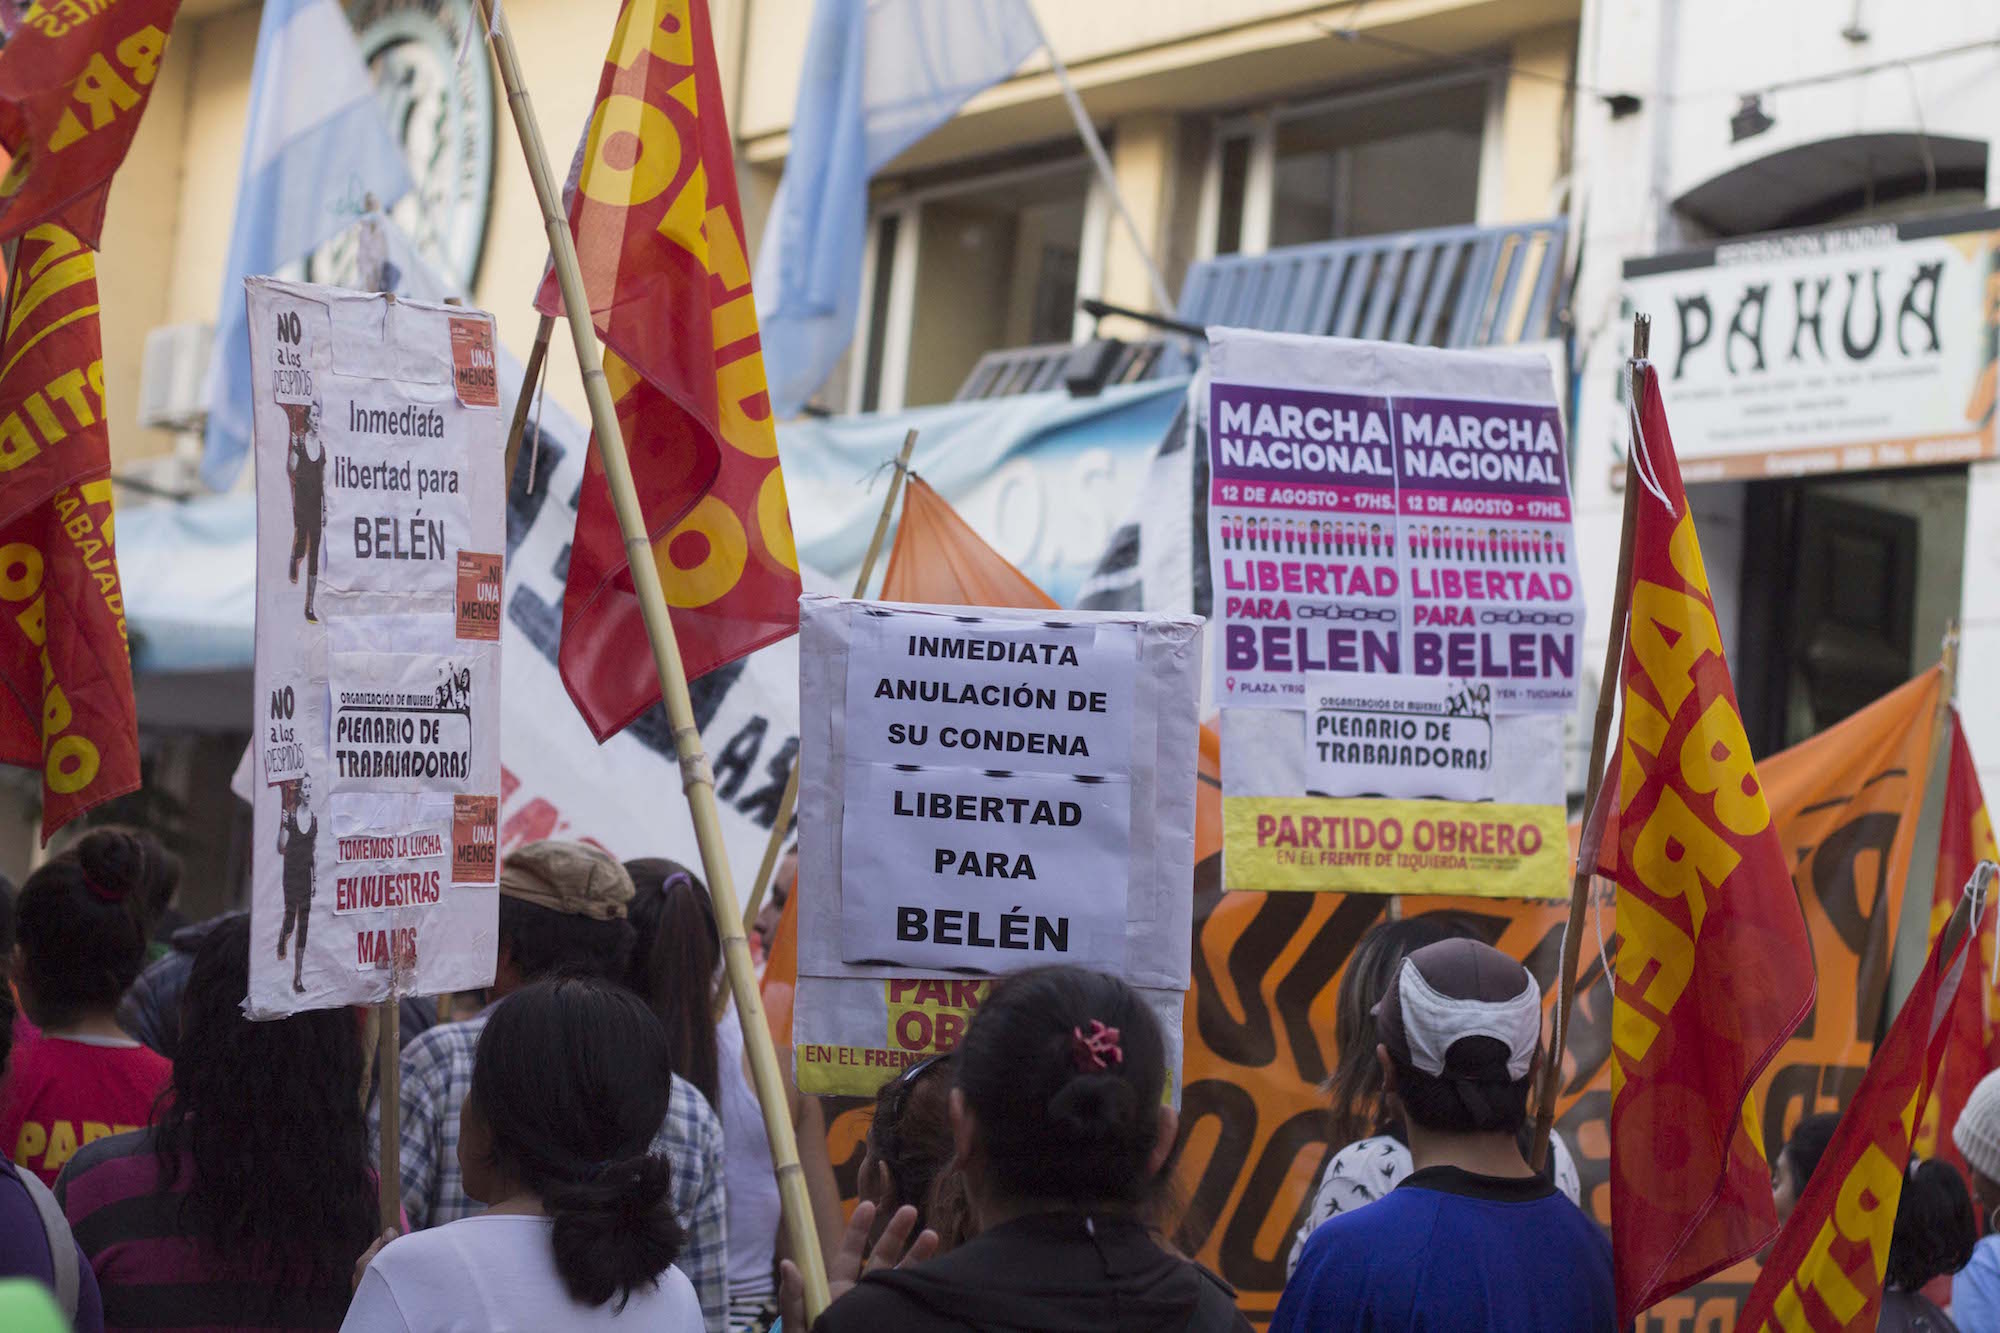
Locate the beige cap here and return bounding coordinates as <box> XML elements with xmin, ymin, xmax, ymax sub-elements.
<box><xmin>1955</xmin><ymin>1068</ymin><xmax>2000</xmax><ymax>1184</ymax></box>
<box><xmin>498</xmin><ymin>840</ymin><xmax>633</xmax><ymax>921</ymax></box>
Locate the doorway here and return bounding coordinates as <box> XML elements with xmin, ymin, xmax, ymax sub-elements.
<box><xmin>1735</xmin><ymin>469</ymin><xmax>1966</xmax><ymax>756</ymax></box>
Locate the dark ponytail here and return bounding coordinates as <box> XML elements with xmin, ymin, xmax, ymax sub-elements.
<box><xmin>956</xmin><ymin>966</ymin><xmax>1167</xmax><ymax>1205</ymax></box>
<box><xmin>624</xmin><ymin>858</ymin><xmax>721</xmax><ymax>1108</ymax></box>
<box><xmin>471</xmin><ymin>976</ymin><xmax>685</xmax><ymax>1308</ymax></box>
<box><xmin>1886</xmin><ymin>1158</ymin><xmax>1978</xmax><ymax>1291</ymax></box>
<box><xmin>16</xmin><ymin>827</ymin><xmax>178</xmax><ymax>1025</ymax></box>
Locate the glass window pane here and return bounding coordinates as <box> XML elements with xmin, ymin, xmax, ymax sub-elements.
<box><xmin>860</xmin><ymin>212</ymin><xmax>900</xmax><ymax>413</ymax></box>
<box><xmin>903</xmin><ymin>164</ymin><xmax>1090</xmax><ymax>406</ymax></box>
<box><xmin>1215</xmin><ymin>135</ymin><xmax>1251</xmax><ymax>255</ymax></box>
<box><xmin>1268</xmin><ymin>81</ymin><xmax>1486</xmax><ymax>247</ymax></box>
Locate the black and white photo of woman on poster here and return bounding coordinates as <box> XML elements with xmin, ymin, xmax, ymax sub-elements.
<box><xmin>285</xmin><ymin>399</ymin><xmax>327</xmax><ymax>622</ymax></box>
<box><xmin>276</xmin><ymin>773</ymin><xmax>318</xmax><ymax>994</ymax></box>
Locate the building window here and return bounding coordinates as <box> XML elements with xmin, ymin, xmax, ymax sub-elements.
<box><xmin>1213</xmin><ymin>133</ymin><xmax>1253</xmax><ymax>255</ymax></box>
<box><xmin>851</xmin><ymin>159</ymin><xmax>1094</xmax><ymax>411</ymax></box>
<box><xmin>858</xmin><ymin>212</ymin><xmax>901</xmax><ymax>413</ymax></box>
<box><xmin>1208</xmin><ymin>76</ymin><xmax>1491</xmax><ymax>257</ymax></box>
<box><xmin>902</xmin><ymin>163</ymin><xmax>1090</xmax><ymax>405</ymax></box>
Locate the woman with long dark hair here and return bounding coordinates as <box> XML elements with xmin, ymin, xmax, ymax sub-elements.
<box><xmin>793</xmin><ymin>966</ymin><xmax>1249</xmax><ymax>1333</ymax></box>
<box><xmin>625</xmin><ymin>859</ymin><xmax>842</xmax><ymax>1330</ymax></box>
<box><xmin>343</xmin><ymin>975</ymin><xmax>701</xmax><ymax>1330</ymax></box>
<box><xmin>2</xmin><ymin>830</ymin><xmax>177</xmax><ymax>1187</ymax></box>
<box><xmin>1286</xmin><ymin>915</ymin><xmax>1581</xmax><ymax>1274</ymax></box>
<box><xmin>54</xmin><ymin>913</ymin><xmax>378</xmax><ymax>1328</ymax></box>
<box><xmin>855</xmin><ymin>1054</ymin><xmax>973</xmax><ymax>1252</ymax></box>
<box><xmin>1878</xmin><ymin>1158</ymin><xmax>1978</xmax><ymax>1332</ymax></box>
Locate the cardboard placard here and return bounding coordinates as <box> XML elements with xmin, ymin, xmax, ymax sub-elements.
<box><xmin>794</xmin><ymin>595</ymin><xmax>1202</xmax><ymax>1096</ymax></box>
<box><xmin>247</xmin><ymin>278</ymin><xmax>503</xmax><ymax>1017</ymax></box>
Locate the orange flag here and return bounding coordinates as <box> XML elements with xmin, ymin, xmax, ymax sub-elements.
<box><xmin>1737</xmin><ymin>878</ymin><xmax>1975</xmax><ymax>1330</ymax></box>
<box><xmin>879</xmin><ymin>477</ymin><xmax>1057</xmax><ymax>610</ymax></box>
<box><xmin>535</xmin><ymin>0</ymin><xmax>802</xmax><ymax>741</ymax></box>
<box><xmin>1605</xmin><ymin>365</ymin><xmax>1815</xmax><ymax>1321</ymax></box>
<box><xmin>1919</xmin><ymin>718</ymin><xmax>2000</xmax><ymax>1177</ymax></box>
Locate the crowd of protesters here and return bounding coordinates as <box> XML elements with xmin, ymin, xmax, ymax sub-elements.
<box><xmin>0</xmin><ymin>834</ymin><xmax>1994</xmax><ymax>1330</ymax></box>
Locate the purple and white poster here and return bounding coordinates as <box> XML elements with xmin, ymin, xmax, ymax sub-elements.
<box><xmin>1206</xmin><ymin>346</ymin><xmax>1582</xmax><ymax>715</ymax></box>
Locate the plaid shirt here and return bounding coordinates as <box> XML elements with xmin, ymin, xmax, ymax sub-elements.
<box><xmin>371</xmin><ymin>1011</ymin><xmax>729</xmax><ymax>1332</ymax></box>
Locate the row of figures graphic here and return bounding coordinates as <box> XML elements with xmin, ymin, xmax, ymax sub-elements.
<box><xmin>1219</xmin><ymin>514</ymin><xmax>1396</xmax><ymax>558</ymax></box>
<box><xmin>1411</xmin><ymin>525</ymin><xmax>1567</xmax><ymax>565</ymax></box>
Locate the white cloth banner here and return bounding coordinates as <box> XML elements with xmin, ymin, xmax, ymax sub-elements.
<box><xmin>247</xmin><ymin>278</ymin><xmax>502</xmax><ymax>1018</ymax></box>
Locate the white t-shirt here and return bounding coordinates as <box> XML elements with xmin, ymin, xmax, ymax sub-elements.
<box><xmin>716</xmin><ymin>1008</ymin><xmax>781</xmax><ymax>1306</ymax></box>
<box><xmin>341</xmin><ymin>1214</ymin><xmax>706</xmax><ymax>1333</ymax></box>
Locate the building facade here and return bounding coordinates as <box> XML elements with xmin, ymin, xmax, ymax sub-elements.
<box><xmin>58</xmin><ymin>0</ymin><xmax>1583</xmax><ymax>892</ymax></box>
<box><xmin>1567</xmin><ymin>0</ymin><xmax>2000</xmax><ymax>852</ymax></box>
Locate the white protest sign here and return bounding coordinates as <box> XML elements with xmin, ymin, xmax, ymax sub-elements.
<box><xmin>247</xmin><ymin>277</ymin><xmax>503</xmax><ymax>1018</ymax></box>
<box><xmin>1205</xmin><ymin>332</ymin><xmax>1583</xmax><ymax>716</ymax></box>
<box><xmin>1212</xmin><ymin>333</ymin><xmax>1577</xmax><ymax>900</ymax></box>
<box><xmin>836</xmin><ymin>606</ymin><xmax>1141</xmax><ymax>972</ymax></box>
<box><xmin>796</xmin><ymin>595</ymin><xmax>1202</xmax><ymax>1096</ymax></box>
<box><xmin>1304</xmin><ymin>675</ymin><xmax>1495</xmax><ymax>803</ymax></box>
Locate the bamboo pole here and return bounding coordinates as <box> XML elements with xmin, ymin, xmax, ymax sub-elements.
<box><xmin>1530</xmin><ymin>314</ymin><xmax>1648</xmax><ymax>1169</ymax></box>
<box><xmin>502</xmin><ymin>313</ymin><xmax>555</xmax><ymax>487</ymax></box>
<box><xmin>742</xmin><ymin>429</ymin><xmax>918</xmax><ymax>937</ymax></box>
<box><xmin>377</xmin><ymin>998</ymin><xmax>401</xmax><ymax>1231</ymax></box>
<box><xmin>471</xmin><ymin>1</ymin><xmax>830</xmax><ymax>1315</ymax></box>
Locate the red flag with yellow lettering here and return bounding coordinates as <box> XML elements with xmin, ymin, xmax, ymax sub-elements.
<box><xmin>1918</xmin><ymin>719</ymin><xmax>2000</xmax><ymax>1178</ymax></box>
<box><xmin>0</xmin><ymin>0</ymin><xmax>183</xmax><ymax>247</ymax></box>
<box><xmin>1604</xmin><ymin>364</ymin><xmax>1815</xmax><ymax>1321</ymax></box>
<box><xmin>535</xmin><ymin>0</ymin><xmax>802</xmax><ymax>742</ymax></box>
<box><xmin>1737</xmin><ymin>879</ymin><xmax>1974</xmax><ymax>1330</ymax></box>
<box><xmin>0</xmin><ymin>225</ymin><xmax>138</xmax><ymax>839</ymax></box>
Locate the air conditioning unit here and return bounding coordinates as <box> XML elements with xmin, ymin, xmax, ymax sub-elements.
<box><xmin>137</xmin><ymin>322</ymin><xmax>212</xmax><ymax>431</ymax></box>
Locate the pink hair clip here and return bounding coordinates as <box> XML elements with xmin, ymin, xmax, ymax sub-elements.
<box><xmin>1071</xmin><ymin>1020</ymin><xmax>1123</xmax><ymax>1072</ymax></box>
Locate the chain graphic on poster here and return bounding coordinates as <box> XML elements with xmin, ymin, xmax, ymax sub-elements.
<box><xmin>247</xmin><ymin>278</ymin><xmax>504</xmax><ymax>1017</ymax></box>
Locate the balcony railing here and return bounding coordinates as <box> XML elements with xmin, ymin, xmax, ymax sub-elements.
<box><xmin>955</xmin><ymin>218</ymin><xmax>1568</xmax><ymax>401</ymax></box>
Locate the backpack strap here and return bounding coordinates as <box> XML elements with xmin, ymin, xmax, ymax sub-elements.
<box><xmin>14</xmin><ymin>1168</ymin><xmax>78</xmax><ymax>1320</ymax></box>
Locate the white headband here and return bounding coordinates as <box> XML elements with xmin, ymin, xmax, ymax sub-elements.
<box><xmin>1397</xmin><ymin>959</ymin><xmax>1542</xmax><ymax>1081</ymax></box>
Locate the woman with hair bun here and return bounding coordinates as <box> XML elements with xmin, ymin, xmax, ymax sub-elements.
<box><xmin>342</xmin><ymin>975</ymin><xmax>702</xmax><ymax>1331</ymax></box>
<box><xmin>792</xmin><ymin>965</ymin><xmax>1248</xmax><ymax>1333</ymax></box>
<box><xmin>0</xmin><ymin>829</ymin><xmax>176</xmax><ymax>1186</ymax></box>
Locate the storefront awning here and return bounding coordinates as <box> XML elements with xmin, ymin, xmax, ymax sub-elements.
<box><xmin>119</xmin><ymin>492</ymin><xmax>257</xmax><ymax>675</ymax></box>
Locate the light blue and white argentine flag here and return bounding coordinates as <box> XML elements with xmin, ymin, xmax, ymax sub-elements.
<box><xmin>199</xmin><ymin>0</ymin><xmax>414</xmax><ymax>491</ymax></box>
<box><xmin>755</xmin><ymin>0</ymin><xmax>1041</xmax><ymax>418</ymax></box>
